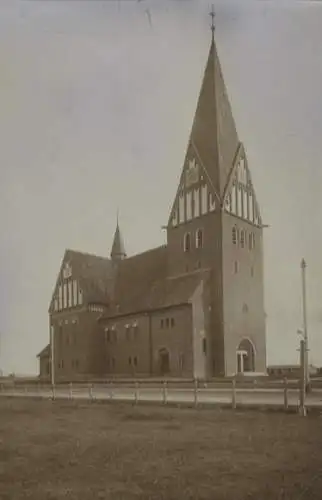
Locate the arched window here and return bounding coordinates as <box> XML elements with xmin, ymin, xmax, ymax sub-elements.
<box><xmin>240</xmin><ymin>230</ymin><xmax>245</xmax><ymax>248</ymax></box>
<box><xmin>184</xmin><ymin>232</ymin><xmax>191</xmax><ymax>252</ymax></box>
<box><xmin>232</xmin><ymin>226</ymin><xmax>237</xmax><ymax>245</ymax></box>
<box><xmin>196</xmin><ymin>228</ymin><xmax>203</xmax><ymax>249</ymax></box>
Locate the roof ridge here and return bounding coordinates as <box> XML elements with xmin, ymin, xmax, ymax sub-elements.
<box><xmin>66</xmin><ymin>248</ymin><xmax>110</xmax><ymax>261</ymax></box>
<box><xmin>166</xmin><ymin>267</ymin><xmax>211</xmax><ymax>281</ymax></box>
<box><xmin>123</xmin><ymin>244</ymin><xmax>167</xmax><ymax>262</ymax></box>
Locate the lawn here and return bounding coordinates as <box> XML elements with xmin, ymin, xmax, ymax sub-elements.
<box><xmin>1</xmin><ymin>398</ymin><xmax>322</xmax><ymax>499</ymax></box>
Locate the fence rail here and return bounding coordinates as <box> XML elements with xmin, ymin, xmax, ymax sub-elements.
<box><xmin>1</xmin><ymin>378</ymin><xmax>321</xmax><ymax>413</ymax></box>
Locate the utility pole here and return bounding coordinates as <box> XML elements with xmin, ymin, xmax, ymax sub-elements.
<box><xmin>50</xmin><ymin>323</ymin><xmax>55</xmax><ymax>387</ymax></box>
<box><xmin>301</xmin><ymin>258</ymin><xmax>310</xmax><ymax>393</ymax></box>
<box><xmin>299</xmin><ymin>339</ymin><xmax>306</xmax><ymax>417</ymax></box>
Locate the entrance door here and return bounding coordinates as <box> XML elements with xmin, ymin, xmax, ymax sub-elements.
<box><xmin>237</xmin><ymin>339</ymin><xmax>255</xmax><ymax>373</ymax></box>
<box><xmin>159</xmin><ymin>348</ymin><xmax>170</xmax><ymax>375</ymax></box>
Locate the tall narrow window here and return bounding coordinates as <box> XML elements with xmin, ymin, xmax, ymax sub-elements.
<box><xmin>240</xmin><ymin>230</ymin><xmax>245</xmax><ymax>248</ymax></box>
<box><xmin>68</xmin><ymin>280</ymin><xmax>72</xmax><ymax>308</ymax></box>
<box><xmin>179</xmin><ymin>192</ymin><xmax>185</xmax><ymax>223</ymax></box>
<box><xmin>78</xmin><ymin>288</ymin><xmax>83</xmax><ymax>305</ymax></box>
<box><xmin>237</xmin><ymin>185</ymin><xmax>243</xmax><ymax>218</ymax></box>
<box><xmin>72</xmin><ymin>280</ymin><xmax>78</xmax><ymax>306</ymax></box>
<box><xmin>201</xmin><ymin>184</ymin><xmax>208</xmax><ymax>214</ymax></box>
<box><xmin>186</xmin><ymin>191</ymin><xmax>192</xmax><ymax>220</ymax></box>
<box><xmin>183</xmin><ymin>232</ymin><xmax>191</xmax><ymax>252</ymax></box>
<box><xmin>209</xmin><ymin>192</ymin><xmax>216</xmax><ymax>211</ymax></box>
<box><xmin>232</xmin><ymin>226</ymin><xmax>237</xmax><ymax>245</ymax></box>
<box><xmin>63</xmin><ymin>283</ymin><xmax>67</xmax><ymax>309</ymax></box>
<box><xmin>249</xmin><ymin>191</ymin><xmax>254</xmax><ymax>222</ymax></box>
<box><xmin>243</xmin><ymin>189</ymin><xmax>248</xmax><ymax>219</ymax></box>
<box><xmin>196</xmin><ymin>228</ymin><xmax>203</xmax><ymax>249</ymax></box>
<box><xmin>54</xmin><ymin>298</ymin><xmax>58</xmax><ymax>311</ymax></box>
<box><xmin>58</xmin><ymin>285</ymin><xmax>62</xmax><ymax>310</ymax></box>
<box><xmin>231</xmin><ymin>183</ymin><xmax>237</xmax><ymax>214</ymax></box>
<box><xmin>172</xmin><ymin>209</ymin><xmax>178</xmax><ymax>227</ymax></box>
<box><xmin>249</xmin><ymin>232</ymin><xmax>253</xmax><ymax>250</ymax></box>
<box><xmin>193</xmin><ymin>188</ymin><xmax>200</xmax><ymax>218</ymax></box>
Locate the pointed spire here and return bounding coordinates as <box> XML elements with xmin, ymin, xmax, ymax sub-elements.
<box><xmin>185</xmin><ymin>7</ymin><xmax>240</xmax><ymax>198</ymax></box>
<box><xmin>110</xmin><ymin>212</ymin><xmax>126</xmax><ymax>261</ymax></box>
<box><xmin>210</xmin><ymin>4</ymin><xmax>215</xmax><ymax>40</ymax></box>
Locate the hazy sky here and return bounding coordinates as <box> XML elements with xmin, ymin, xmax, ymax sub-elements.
<box><xmin>1</xmin><ymin>0</ymin><xmax>322</xmax><ymax>375</ymax></box>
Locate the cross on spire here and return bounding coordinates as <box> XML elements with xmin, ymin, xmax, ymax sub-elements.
<box><xmin>209</xmin><ymin>5</ymin><xmax>215</xmax><ymax>38</ymax></box>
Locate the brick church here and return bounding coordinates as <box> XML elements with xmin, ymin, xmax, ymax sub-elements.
<box><xmin>38</xmin><ymin>21</ymin><xmax>267</xmax><ymax>381</ymax></box>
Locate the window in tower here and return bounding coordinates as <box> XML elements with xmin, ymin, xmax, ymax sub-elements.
<box><xmin>186</xmin><ymin>190</ymin><xmax>192</xmax><ymax>220</ymax></box>
<box><xmin>232</xmin><ymin>226</ymin><xmax>237</xmax><ymax>245</ymax></box>
<box><xmin>201</xmin><ymin>184</ymin><xmax>208</xmax><ymax>215</ymax></box>
<box><xmin>54</xmin><ymin>297</ymin><xmax>58</xmax><ymax>311</ymax></box>
<box><xmin>209</xmin><ymin>192</ymin><xmax>216</xmax><ymax>211</ymax></box>
<box><xmin>231</xmin><ymin>182</ymin><xmax>237</xmax><ymax>214</ymax></box>
<box><xmin>179</xmin><ymin>192</ymin><xmax>185</xmax><ymax>223</ymax></box>
<box><xmin>193</xmin><ymin>188</ymin><xmax>200</xmax><ymax>218</ymax></box>
<box><xmin>184</xmin><ymin>232</ymin><xmax>191</xmax><ymax>252</ymax></box>
<box><xmin>196</xmin><ymin>228</ymin><xmax>203</xmax><ymax>249</ymax></box>
<box><xmin>240</xmin><ymin>230</ymin><xmax>245</xmax><ymax>248</ymax></box>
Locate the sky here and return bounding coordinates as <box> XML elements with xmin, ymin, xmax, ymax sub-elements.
<box><xmin>1</xmin><ymin>0</ymin><xmax>322</xmax><ymax>375</ymax></box>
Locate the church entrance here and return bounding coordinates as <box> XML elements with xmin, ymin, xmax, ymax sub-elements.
<box><xmin>236</xmin><ymin>339</ymin><xmax>255</xmax><ymax>374</ymax></box>
<box><xmin>158</xmin><ymin>348</ymin><xmax>170</xmax><ymax>376</ymax></box>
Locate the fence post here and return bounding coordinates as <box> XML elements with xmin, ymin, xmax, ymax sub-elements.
<box><xmin>52</xmin><ymin>384</ymin><xmax>56</xmax><ymax>401</ymax></box>
<box><xmin>69</xmin><ymin>382</ymin><xmax>73</xmax><ymax>400</ymax></box>
<box><xmin>163</xmin><ymin>380</ymin><xmax>167</xmax><ymax>405</ymax></box>
<box><xmin>283</xmin><ymin>377</ymin><xmax>288</xmax><ymax>411</ymax></box>
<box><xmin>110</xmin><ymin>381</ymin><xmax>113</xmax><ymax>401</ymax></box>
<box><xmin>232</xmin><ymin>378</ymin><xmax>236</xmax><ymax>410</ymax></box>
<box><xmin>134</xmin><ymin>381</ymin><xmax>139</xmax><ymax>405</ymax></box>
<box><xmin>194</xmin><ymin>378</ymin><xmax>198</xmax><ymax>407</ymax></box>
<box><xmin>89</xmin><ymin>383</ymin><xmax>93</xmax><ymax>401</ymax></box>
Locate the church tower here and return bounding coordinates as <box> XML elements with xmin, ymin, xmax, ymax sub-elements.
<box><xmin>166</xmin><ymin>10</ymin><xmax>266</xmax><ymax>376</ymax></box>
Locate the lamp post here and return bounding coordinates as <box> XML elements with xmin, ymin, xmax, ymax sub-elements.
<box><xmin>300</xmin><ymin>258</ymin><xmax>310</xmax><ymax>393</ymax></box>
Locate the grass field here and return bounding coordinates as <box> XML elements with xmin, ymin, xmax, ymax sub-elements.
<box><xmin>1</xmin><ymin>398</ymin><xmax>322</xmax><ymax>499</ymax></box>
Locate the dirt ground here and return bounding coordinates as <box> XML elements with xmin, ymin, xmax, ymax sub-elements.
<box><xmin>1</xmin><ymin>398</ymin><xmax>322</xmax><ymax>500</ymax></box>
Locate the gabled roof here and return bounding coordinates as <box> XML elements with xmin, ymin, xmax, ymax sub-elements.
<box><xmin>37</xmin><ymin>344</ymin><xmax>50</xmax><ymax>358</ymax></box>
<box><xmin>48</xmin><ymin>249</ymin><xmax>114</xmax><ymax>312</ymax></box>
<box><xmin>102</xmin><ymin>262</ymin><xmax>210</xmax><ymax>319</ymax></box>
<box><xmin>182</xmin><ymin>32</ymin><xmax>240</xmax><ymax>199</ymax></box>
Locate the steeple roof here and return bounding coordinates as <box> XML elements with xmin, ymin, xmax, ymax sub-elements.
<box><xmin>185</xmin><ymin>29</ymin><xmax>240</xmax><ymax>198</ymax></box>
<box><xmin>110</xmin><ymin>221</ymin><xmax>126</xmax><ymax>261</ymax></box>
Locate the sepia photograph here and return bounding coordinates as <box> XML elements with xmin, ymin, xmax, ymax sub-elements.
<box><xmin>1</xmin><ymin>0</ymin><xmax>322</xmax><ymax>498</ymax></box>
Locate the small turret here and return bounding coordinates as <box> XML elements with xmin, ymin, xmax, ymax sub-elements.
<box><xmin>110</xmin><ymin>213</ymin><xmax>127</xmax><ymax>262</ymax></box>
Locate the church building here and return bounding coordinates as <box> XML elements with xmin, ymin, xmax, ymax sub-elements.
<box><xmin>38</xmin><ymin>19</ymin><xmax>267</xmax><ymax>381</ymax></box>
